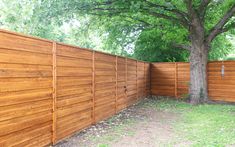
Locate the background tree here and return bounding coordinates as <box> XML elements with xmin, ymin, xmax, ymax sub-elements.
<box><xmin>44</xmin><ymin>0</ymin><xmax>235</xmax><ymax>104</ymax></box>
<box><xmin>1</xmin><ymin>0</ymin><xmax>234</xmax><ymax>104</ymax></box>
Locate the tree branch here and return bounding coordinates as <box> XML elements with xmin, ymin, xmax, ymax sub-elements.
<box><xmin>198</xmin><ymin>0</ymin><xmax>212</xmax><ymax>20</ymax></box>
<box><xmin>140</xmin><ymin>8</ymin><xmax>189</xmax><ymax>28</ymax></box>
<box><xmin>173</xmin><ymin>43</ymin><xmax>191</xmax><ymax>51</ymax></box>
<box><xmin>144</xmin><ymin>0</ymin><xmax>190</xmax><ymax>27</ymax></box>
<box><xmin>207</xmin><ymin>4</ymin><xmax>235</xmax><ymax>43</ymax></box>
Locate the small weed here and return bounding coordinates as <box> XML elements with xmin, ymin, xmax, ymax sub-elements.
<box><xmin>97</xmin><ymin>144</ymin><xmax>109</xmax><ymax>147</ymax></box>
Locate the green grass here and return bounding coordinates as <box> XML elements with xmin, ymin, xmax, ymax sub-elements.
<box><xmin>146</xmin><ymin>98</ymin><xmax>235</xmax><ymax>147</ymax></box>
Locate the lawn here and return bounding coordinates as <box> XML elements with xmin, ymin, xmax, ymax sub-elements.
<box><xmin>56</xmin><ymin>97</ymin><xmax>235</xmax><ymax>147</ymax></box>
<box><xmin>143</xmin><ymin>98</ymin><xmax>235</xmax><ymax>147</ymax></box>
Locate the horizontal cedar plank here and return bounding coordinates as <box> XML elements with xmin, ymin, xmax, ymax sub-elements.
<box><xmin>0</xmin><ymin>32</ymin><xmax>52</xmax><ymax>54</ymax></box>
<box><xmin>57</xmin><ymin>101</ymin><xmax>92</xmax><ymax>118</ymax></box>
<box><xmin>117</xmin><ymin>89</ymin><xmax>126</xmax><ymax>94</ymax></box>
<box><xmin>56</xmin><ymin>118</ymin><xmax>92</xmax><ymax>141</ymax></box>
<box><xmin>151</xmin><ymin>82</ymin><xmax>175</xmax><ymax>86</ymax></box>
<box><xmin>95</xmin><ymin>94</ymin><xmax>116</xmax><ymax>101</ymax></box>
<box><xmin>208</xmin><ymin>76</ymin><xmax>235</xmax><ymax>80</ymax></box>
<box><xmin>57</xmin><ymin>56</ymin><xmax>92</xmax><ymax>68</ymax></box>
<box><xmin>151</xmin><ymin>88</ymin><xmax>175</xmax><ymax>93</ymax></box>
<box><xmin>127</xmin><ymin>61</ymin><xmax>136</xmax><ymax>66</ymax></box>
<box><xmin>151</xmin><ymin>78</ymin><xmax>175</xmax><ymax>83</ymax></box>
<box><xmin>95</xmin><ymin>59</ymin><xmax>116</xmax><ymax>65</ymax></box>
<box><xmin>57</xmin><ymin>109</ymin><xmax>91</xmax><ymax>126</ymax></box>
<box><xmin>151</xmin><ymin>92</ymin><xmax>175</xmax><ymax>96</ymax></box>
<box><xmin>57</xmin><ymin>84</ymin><xmax>92</xmax><ymax>97</ymax></box>
<box><xmin>210</xmin><ymin>97</ymin><xmax>235</xmax><ymax>102</ymax></box>
<box><xmin>95</xmin><ymin>90</ymin><xmax>116</xmax><ymax>98</ymax></box>
<box><xmin>0</xmin><ymin>88</ymin><xmax>52</xmax><ymax>107</ymax></box>
<box><xmin>95</xmin><ymin>75</ymin><xmax>116</xmax><ymax>83</ymax></box>
<box><xmin>151</xmin><ymin>85</ymin><xmax>175</xmax><ymax>90</ymax></box>
<box><xmin>57</xmin><ymin>77</ymin><xmax>92</xmax><ymax>87</ymax></box>
<box><xmin>57</xmin><ymin>110</ymin><xmax>91</xmax><ymax>130</ymax></box>
<box><xmin>151</xmin><ymin>68</ymin><xmax>175</xmax><ymax>72</ymax></box>
<box><xmin>57</xmin><ymin>44</ymin><xmax>92</xmax><ymax>60</ymax></box>
<box><xmin>95</xmin><ymin>70</ymin><xmax>116</xmax><ymax>76</ymax></box>
<box><xmin>95</xmin><ymin>52</ymin><xmax>116</xmax><ymax>62</ymax></box>
<box><xmin>95</xmin><ymin>82</ymin><xmax>116</xmax><ymax>91</ymax></box>
<box><xmin>117</xmin><ymin>74</ymin><xmax>125</xmax><ymax>78</ymax></box>
<box><xmin>57</xmin><ymin>67</ymin><xmax>92</xmax><ymax>77</ymax></box>
<box><xmin>127</xmin><ymin>90</ymin><xmax>137</xmax><ymax>96</ymax></box>
<box><xmin>208</xmin><ymin>80</ymin><xmax>235</xmax><ymax>84</ymax></box>
<box><xmin>0</xmin><ymin>111</ymin><xmax>52</xmax><ymax>136</ymax></box>
<box><xmin>118</xmin><ymin>78</ymin><xmax>125</xmax><ymax>82</ymax></box>
<box><xmin>95</xmin><ymin>108</ymin><xmax>115</xmax><ymax>123</ymax></box>
<box><xmin>0</xmin><ymin>48</ymin><xmax>52</xmax><ymax>65</ymax></box>
<box><xmin>208</xmin><ymin>84</ymin><xmax>235</xmax><ymax>89</ymax></box>
<box><xmin>0</xmin><ymin>99</ymin><xmax>52</xmax><ymax>122</ymax></box>
<box><xmin>95</xmin><ymin>96</ymin><xmax>115</xmax><ymax>107</ymax></box>
<box><xmin>95</xmin><ymin>102</ymin><xmax>116</xmax><ymax>112</ymax></box>
<box><xmin>117</xmin><ymin>94</ymin><xmax>126</xmax><ymax>99</ymax></box>
<box><xmin>117</xmin><ymin>67</ymin><xmax>126</xmax><ymax>71</ymax></box>
<box><xmin>95</xmin><ymin>103</ymin><xmax>116</xmax><ymax>112</ymax></box>
<box><xmin>117</xmin><ymin>81</ymin><xmax>126</xmax><ymax>87</ymax></box>
<box><xmin>0</xmin><ymin>121</ymin><xmax>51</xmax><ymax>147</ymax></box>
<box><xmin>0</xmin><ymin>77</ymin><xmax>52</xmax><ymax>92</ymax></box>
<box><xmin>151</xmin><ymin>64</ymin><xmax>175</xmax><ymax>68</ymax></box>
<box><xmin>208</xmin><ymin>72</ymin><xmax>235</xmax><ymax>76</ymax></box>
<box><xmin>117</xmin><ymin>61</ymin><xmax>125</xmax><ymax>65</ymax></box>
<box><xmin>95</xmin><ymin>91</ymin><xmax>115</xmax><ymax>102</ymax></box>
<box><xmin>209</xmin><ymin>92</ymin><xmax>235</xmax><ymax>97</ymax></box>
<box><xmin>0</xmin><ymin>63</ymin><xmax>52</xmax><ymax>78</ymax></box>
<box><xmin>19</xmin><ymin>133</ymin><xmax>51</xmax><ymax>147</ymax></box>
<box><xmin>57</xmin><ymin>94</ymin><xmax>92</xmax><ymax>108</ymax></box>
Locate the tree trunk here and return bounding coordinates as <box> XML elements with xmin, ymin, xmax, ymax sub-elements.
<box><xmin>189</xmin><ymin>42</ymin><xmax>208</xmax><ymax>104</ymax></box>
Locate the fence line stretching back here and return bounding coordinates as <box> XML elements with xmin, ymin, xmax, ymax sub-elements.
<box><xmin>151</xmin><ymin>62</ymin><xmax>235</xmax><ymax>102</ymax></box>
<box><xmin>0</xmin><ymin>29</ymin><xmax>151</xmax><ymax>146</ymax></box>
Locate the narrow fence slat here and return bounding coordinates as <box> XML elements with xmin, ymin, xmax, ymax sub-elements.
<box><xmin>136</xmin><ymin>61</ymin><xmax>138</xmax><ymax>100</ymax></box>
<box><xmin>92</xmin><ymin>51</ymin><xmax>95</xmax><ymax>124</ymax></box>
<box><xmin>175</xmin><ymin>63</ymin><xmax>178</xmax><ymax>98</ymax></box>
<box><xmin>115</xmin><ymin>56</ymin><xmax>118</xmax><ymax>113</ymax></box>
<box><xmin>125</xmin><ymin>58</ymin><xmax>128</xmax><ymax>100</ymax></box>
<box><xmin>52</xmin><ymin>42</ymin><xmax>57</xmax><ymax>144</ymax></box>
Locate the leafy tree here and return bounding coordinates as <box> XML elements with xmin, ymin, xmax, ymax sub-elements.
<box><xmin>1</xmin><ymin>0</ymin><xmax>234</xmax><ymax>104</ymax></box>
<box><xmin>41</xmin><ymin>0</ymin><xmax>234</xmax><ymax>104</ymax></box>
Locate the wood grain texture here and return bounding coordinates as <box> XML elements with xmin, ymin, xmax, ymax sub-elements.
<box><xmin>151</xmin><ymin>62</ymin><xmax>235</xmax><ymax>102</ymax></box>
<box><xmin>0</xmin><ymin>29</ymin><xmax>151</xmax><ymax>146</ymax></box>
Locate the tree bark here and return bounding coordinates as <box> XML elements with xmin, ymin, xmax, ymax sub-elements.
<box><xmin>189</xmin><ymin>42</ymin><xmax>208</xmax><ymax>104</ymax></box>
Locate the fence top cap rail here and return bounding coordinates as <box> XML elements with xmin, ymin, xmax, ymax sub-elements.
<box><xmin>152</xmin><ymin>61</ymin><xmax>234</xmax><ymax>64</ymax></box>
<box><xmin>0</xmin><ymin>29</ymin><xmax>149</xmax><ymax>64</ymax></box>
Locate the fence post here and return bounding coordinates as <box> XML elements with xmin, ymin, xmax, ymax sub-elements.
<box><xmin>125</xmin><ymin>58</ymin><xmax>128</xmax><ymax>101</ymax></box>
<box><xmin>175</xmin><ymin>63</ymin><xmax>178</xmax><ymax>98</ymax></box>
<box><xmin>115</xmin><ymin>56</ymin><xmax>118</xmax><ymax>113</ymax></box>
<box><xmin>92</xmin><ymin>51</ymin><xmax>95</xmax><ymax>124</ymax></box>
<box><xmin>144</xmin><ymin>63</ymin><xmax>146</xmax><ymax>97</ymax></box>
<box><xmin>52</xmin><ymin>42</ymin><xmax>57</xmax><ymax>144</ymax></box>
<box><xmin>136</xmin><ymin>61</ymin><xmax>138</xmax><ymax>101</ymax></box>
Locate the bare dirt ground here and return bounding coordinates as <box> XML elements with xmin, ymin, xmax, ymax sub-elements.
<box><xmin>55</xmin><ymin>99</ymin><xmax>190</xmax><ymax>147</ymax></box>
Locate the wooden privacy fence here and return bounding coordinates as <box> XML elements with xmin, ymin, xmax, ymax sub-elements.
<box><xmin>0</xmin><ymin>30</ymin><xmax>151</xmax><ymax>146</ymax></box>
<box><xmin>151</xmin><ymin>62</ymin><xmax>235</xmax><ymax>102</ymax></box>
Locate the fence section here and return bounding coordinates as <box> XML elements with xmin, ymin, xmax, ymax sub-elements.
<box><xmin>151</xmin><ymin>62</ymin><xmax>235</xmax><ymax>102</ymax></box>
<box><xmin>94</xmin><ymin>52</ymin><xmax>117</xmax><ymax>123</ymax></box>
<box><xmin>0</xmin><ymin>31</ymin><xmax>53</xmax><ymax>146</ymax></box>
<box><xmin>55</xmin><ymin>44</ymin><xmax>93</xmax><ymax>141</ymax></box>
<box><xmin>0</xmin><ymin>30</ymin><xmax>150</xmax><ymax>146</ymax></box>
<box><xmin>208</xmin><ymin>61</ymin><xmax>235</xmax><ymax>102</ymax></box>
